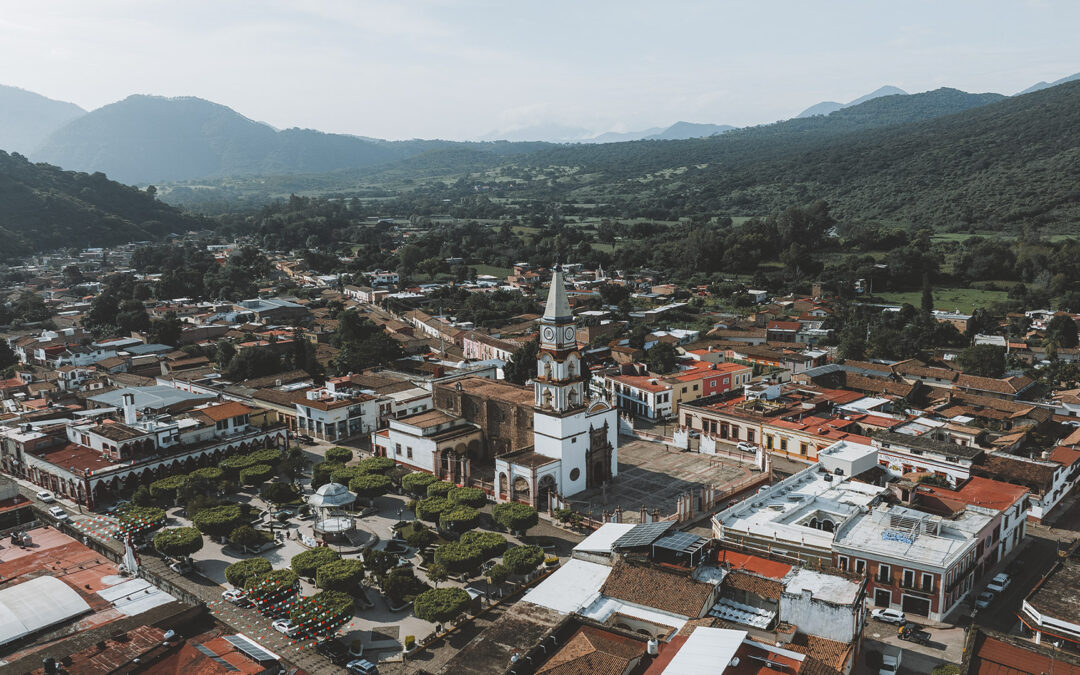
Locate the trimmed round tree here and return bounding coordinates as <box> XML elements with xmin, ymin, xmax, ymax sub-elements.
<box><xmin>492</xmin><ymin>502</ymin><xmax>539</xmax><ymax>535</ymax></box>
<box><xmin>230</xmin><ymin>525</ymin><xmax>265</xmax><ymax>549</ymax></box>
<box><xmin>414</xmin><ymin>587</ymin><xmax>471</xmax><ymax>625</ymax></box>
<box><xmin>357</xmin><ymin>456</ymin><xmax>395</xmax><ymax>475</ymax></box>
<box><xmin>153</xmin><ymin>527</ymin><xmax>203</xmax><ymax>558</ymax></box>
<box><xmin>291</xmin><ymin>547</ymin><xmax>341</xmax><ymax>579</ymax></box>
<box><xmin>330</xmin><ymin>465</ymin><xmax>368</xmax><ymax>487</ymax></box>
<box><xmin>325</xmin><ymin>447</ymin><xmax>353</xmax><ymax>464</ymax></box>
<box><xmin>415</xmin><ymin>496</ymin><xmax>453</xmax><ymax>523</ymax></box>
<box><xmin>239</xmin><ymin>463</ymin><xmax>274</xmax><ymax>486</ymax></box>
<box><xmin>316</xmin><ymin>559</ymin><xmax>366</xmax><ymax>593</ymax></box>
<box><xmin>434</xmin><ymin>540</ymin><xmax>485</xmax><ymax>575</ymax></box>
<box><xmin>426</xmin><ymin>481</ymin><xmax>454</xmax><ymax>499</ymax></box>
<box><xmin>380</xmin><ymin>567</ymin><xmax>428</xmax><ymax>604</ymax></box>
<box><xmin>291</xmin><ymin>590</ymin><xmax>354</xmax><ymax>637</ymax></box>
<box><xmin>220</xmin><ymin>453</ymin><xmax>259</xmax><ymax>479</ymax></box>
<box><xmin>149</xmin><ymin>475</ymin><xmax>188</xmax><ymax>504</ymax></box>
<box><xmin>225</xmin><ymin>557</ymin><xmax>272</xmax><ymax>588</ymax></box>
<box><xmin>192</xmin><ymin>504</ymin><xmax>245</xmax><ymax>538</ymax></box>
<box><xmin>245</xmin><ymin>448</ymin><xmax>284</xmax><ymax>465</ymax></box>
<box><xmin>188</xmin><ymin>467</ymin><xmax>225</xmax><ymax>493</ymax></box>
<box><xmin>311</xmin><ymin>462</ymin><xmax>344</xmax><ymax>489</ymax></box>
<box><xmin>503</xmin><ymin>544</ymin><xmax>545</xmax><ymax>576</ymax></box>
<box><xmin>447</xmin><ymin>486</ymin><xmax>486</xmax><ymax>508</ymax></box>
<box><xmin>350</xmin><ymin>473</ymin><xmax>392</xmax><ymax>504</ymax></box>
<box><xmin>461</xmin><ymin>530</ymin><xmax>508</xmax><ymax>560</ymax></box>
<box><xmin>261</xmin><ymin>480</ymin><xmax>299</xmax><ymax>505</ymax></box>
<box><xmin>487</xmin><ymin>563</ymin><xmax>509</xmax><ymax>586</ymax></box>
<box><xmin>438</xmin><ymin>505</ymin><xmax>479</xmax><ymax>534</ymax></box>
<box><xmin>116</xmin><ymin>505</ymin><xmax>166</xmax><ymax>538</ymax></box>
<box><xmin>245</xmin><ymin>568</ymin><xmax>299</xmax><ymax>611</ymax></box>
<box><xmin>401</xmin><ymin>472</ymin><xmax>438</xmax><ymax>496</ymax></box>
<box><xmin>399</xmin><ymin>521</ymin><xmax>434</xmax><ymax>548</ymax></box>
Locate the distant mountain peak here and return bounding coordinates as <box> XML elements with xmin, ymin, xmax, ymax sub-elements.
<box><xmin>0</xmin><ymin>84</ymin><xmax>86</xmax><ymax>155</ymax></box>
<box><xmin>1016</xmin><ymin>72</ymin><xmax>1080</xmax><ymax>96</ymax></box>
<box><xmin>796</xmin><ymin>85</ymin><xmax>908</xmax><ymax>119</ymax></box>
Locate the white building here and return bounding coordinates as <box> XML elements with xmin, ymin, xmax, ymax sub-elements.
<box><xmin>495</xmin><ymin>266</ymin><xmax>618</xmax><ymax>507</ymax></box>
<box><xmin>373</xmin><ymin>410</ymin><xmax>482</xmax><ymax>483</ymax></box>
<box><xmin>295</xmin><ymin>378</ymin><xmax>382</xmax><ymax>442</ymax></box>
<box><xmin>872</xmin><ymin>431</ymin><xmax>984</xmax><ymax>486</ymax></box>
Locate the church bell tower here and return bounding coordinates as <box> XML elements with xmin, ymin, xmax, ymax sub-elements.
<box><xmin>535</xmin><ymin>265</ymin><xmax>585</xmax><ymax>412</ymax></box>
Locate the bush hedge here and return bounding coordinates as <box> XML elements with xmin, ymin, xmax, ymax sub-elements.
<box><xmin>447</xmin><ymin>486</ymin><xmax>486</xmax><ymax>508</ymax></box>
<box><xmin>425</xmin><ymin>481</ymin><xmax>454</xmax><ymax>498</ymax></box>
<box><xmin>492</xmin><ymin>502</ymin><xmax>539</xmax><ymax>534</ymax></box>
<box><xmin>192</xmin><ymin>504</ymin><xmax>245</xmax><ymax>537</ymax></box>
<box><xmin>401</xmin><ymin>472</ymin><xmax>438</xmax><ymax>496</ymax></box>
<box><xmin>291</xmin><ymin>547</ymin><xmax>341</xmax><ymax>578</ymax></box>
<box><xmin>414</xmin><ymin>587</ymin><xmax>470</xmax><ymax>624</ymax></box>
<box><xmin>502</xmin><ymin>545</ymin><xmax>544</xmax><ymax>576</ymax></box>
<box><xmin>438</xmin><ymin>505</ymin><xmax>479</xmax><ymax>533</ymax></box>
<box><xmin>415</xmin><ymin>496</ymin><xmax>453</xmax><ymax>523</ymax></box>
<box><xmin>153</xmin><ymin>527</ymin><xmax>203</xmax><ymax>557</ymax></box>
<box><xmin>324</xmin><ymin>447</ymin><xmax>353</xmax><ymax>464</ymax></box>
<box><xmin>316</xmin><ymin>559</ymin><xmax>366</xmax><ymax>593</ymax></box>
<box><xmin>225</xmin><ymin>557</ymin><xmax>272</xmax><ymax>588</ymax></box>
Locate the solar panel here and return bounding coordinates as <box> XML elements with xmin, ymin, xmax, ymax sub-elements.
<box><xmin>224</xmin><ymin>634</ymin><xmax>281</xmax><ymax>663</ymax></box>
<box><xmin>194</xmin><ymin>643</ymin><xmax>240</xmax><ymax>671</ymax></box>
<box><xmin>653</xmin><ymin>531</ymin><xmax>708</xmax><ymax>554</ymax></box>
<box><xmin>612</xmin><ymin>521</ymin><xmax>674</xmax><ymax>549</ymax></box>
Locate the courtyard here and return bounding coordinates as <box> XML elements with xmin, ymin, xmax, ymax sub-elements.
<box><xmin>565</xmin><ymin>437</ymin><xmax>764</xmax><ymax>521</ymax></box>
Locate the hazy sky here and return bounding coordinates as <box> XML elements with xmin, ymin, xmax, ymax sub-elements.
<box><xmin>3</xmin><ymin>0</ymin><xmax>1078</xmax><ymax>140</ymax></box>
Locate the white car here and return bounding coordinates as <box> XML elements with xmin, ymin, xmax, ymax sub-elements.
<box><xmin>37</xmin><ymin>491</ymin><xmax>56</xmax><ymax>503</ymax></box>
<box><xmin>987</xmin><ymin>573</ymin><xmax>1011</xmax><ymax>593</ymax></box>
<box><xmin>879</xmin><ymin>649</ymin><xmax>902</xmax><ymax>675</ymax></box>
<box><xmin>222</xmin><ymin>589</ymin><xmax>249</xmax><ymax>605</ymax></box>
<box><xmin>48</xmin><ymin>506</ymin><xmax>68</xmax><ymax>521</ymax></box>
<box><xmin>272</xmin><ymin>619</ymin><xmax>301</xmax><ymax>637</ymax></box>
<box><xmin>975</xmin><ymin>591</ymin><xmax>995</xmax><ymax>609</ymax></box>
<box><xmin>736</xmin><ymin>441</ymin><xmax>758</xmax><ymax>453</ymax></box>
<box><xmin>870</xmin><ymin>608</ymin><xmax>907</xmax><ymax>625</ymax></box>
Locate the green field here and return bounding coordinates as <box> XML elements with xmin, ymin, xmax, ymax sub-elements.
<box><xmin>876</xmin><ymin>286</ymin><xmax>1010</xmax><ymax>311</ymax></box>
<box><xmin>472</xmin><ymin>264</ymin><xmax>512</xmax><ymax>278</ymax></box>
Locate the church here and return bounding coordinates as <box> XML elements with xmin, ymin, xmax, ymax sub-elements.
<box><xmin>372</xmin><ymin>266</ymin><xmax>618</xmax><ymax>508</ymax></box>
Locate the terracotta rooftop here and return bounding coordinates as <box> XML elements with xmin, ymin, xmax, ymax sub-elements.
<box><xmin>972</xmin><ymin>453</ymin><xmax>1058</xmax><ymax>493</ymax></box>
<box><xmin>442</xmin><ymin>376</ymin><xmax>535</xmax><ymax>407</ymax></box>
<box><xmin>716</xmin><ymin>550</ymin><xmax>792</xmax><ymax>580</ymax></box>
<box><xmin>916</xmin><ymin>476</ymin><xmax>1029</xmax><ymax>513</ymax></box>
<box><xmin>535</xmin><ymin>624</ymin><xmax>648</xmax><ymax>675</ymax></box>
<box><xmin>723</xmin><ymin>570</ymin><xmax>784</xmax><ymax>600</ymax></box>
<box><xmin>197</xmin><ymin>401</ymin><xmax>254</xmax><ymax>422</ymax></box>
<box><xmin>34</xmin><ymin>443</ymin><xmax>115</xmax><ymax>475</ymax></box>
<box><xmin>785</xmin><ymin>632</ymin><xmax>852</xmax><ymax>675</ymax></box>
<box><xmin>600</xmin><ymin>561</ymin><xmax>713</xmax><ymax>618</ymax></box>
<box><xmin>969</xmin><ymin>632</ymin><xmax>1080</xmax><ymax>675</ymax></box>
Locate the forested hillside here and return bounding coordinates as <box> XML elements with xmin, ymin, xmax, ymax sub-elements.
<box><xmin>0</xmin><ymin>151</ymin><xmax>204</xmax><ymax>257</ymax></box>
<box><xmin>0</xmin><ymin>85</ymin><xmax>86</xmax><ymax>155</ymax></box>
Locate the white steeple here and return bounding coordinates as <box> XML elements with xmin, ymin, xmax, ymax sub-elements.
<box><xmin>542</xmin><ymin>265</ymin><xmax>573</xmax><ymax>323</ymax></box>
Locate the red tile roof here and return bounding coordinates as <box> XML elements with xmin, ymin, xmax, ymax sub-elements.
<box><xmin>918</xmin><ymin>476</ymin><xmax>1029</xmax><ymax>512</ymax></box>
<box><xmin>972</xmin><ymin>635</ymin><xmax>1080</xmax><ymax>675</ymax></box>
<box><xmin>717</xmin><ymin>550</ymin><xmax>792</xmax><ymax>579</ymax></box>
<box><xmin>198</xmin><ymin>401</ymin><xmax>254</xmax><ymax>422</ymax></box>
<box><xmin>1050</xmin><ymin>446</ymin><xmax>1080</xmax><ymax>467</ymax></box>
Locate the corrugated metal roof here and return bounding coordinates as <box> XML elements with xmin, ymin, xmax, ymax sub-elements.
<box><xmin>0</xmin><ymin>576</ymin><xmax>91</xmax><ymax>645</ymax></box>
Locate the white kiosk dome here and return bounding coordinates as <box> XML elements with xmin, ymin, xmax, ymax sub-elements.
<box><xmin>308</xmin><ymin>482</ymin><xmax>355</xmax><ymax>508</ymax></box>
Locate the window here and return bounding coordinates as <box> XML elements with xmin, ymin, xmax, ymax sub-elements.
<box><xmin>855</xmin><ymin>560</ymin><xmax>866</xmax><ymax>574</ymax></box>
<box><xmin>766</xmin><ymin>435</ymin><xmax>774</xmax><ymax>449</ymax></box>
<box><xmin>395</xmin><ymin>443</ymin><xmax>401</xmax><ymax>456</ymax></box>
<box><xmin>780</xmin><ymin>438</ymin><xmax>788</xmax><ymax>451</ymax></box>
<box><xmin>837</xmin><ymin>556</ymin><xmax>848</xmax><ymax>571</ymax></box>
<box><xmin>747</xmin><ymin>430</ymin><xmax>755</xmax><ymax>443</ymax></box>
<box><xmin>570</xmin><ymin>468</ymin><xmax>580</xmax><ymax>481</ymax></box>
<box><xmin>693</xmin><ymin>384</ymin><xmax>699</xmax><ymax>391</ymax></box>
<box><xmin>407</xmin><ymin>446</ymin><xmax>413</xmax><ymax>459</ymax></box>
<box><xmin>878</xmin><ymin>564</ymin><xmax>891</xmax><ymax>583</ymax></box>
<box><xmin>921</xmin><ymin>573</ymin><xmax>934</xmax><ymax>592</ymax></box>
<box><xmin>800</xmin><ymin>442</ymin><xmax>809</xmax><ymax>455</ymax></box>
<box><xmin>903</xmin><ymin>570</ymin><xmax>915</xmax><ymax>588</ymax></box>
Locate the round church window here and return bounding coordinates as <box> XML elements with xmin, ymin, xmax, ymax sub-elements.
<box><xmin>570</xmin><ymin>468</ymin><xmax>581</xmax><ymax>481</ymax></box>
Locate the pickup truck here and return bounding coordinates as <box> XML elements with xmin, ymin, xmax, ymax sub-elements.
<box><xmin>899</xmin><ymin>624</ymin><xmax>932</xmax><ymax>645</ymax></box>
<box><xmin>986</xmin><ymin>573</ymin><xmax>1011</xmax><ymax>593</ymax></box>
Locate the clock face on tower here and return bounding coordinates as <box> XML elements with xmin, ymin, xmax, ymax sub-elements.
<box><xmin>564</xmin><ymin>327</ymin><xmax>575</xmax><ymax>342</ymax></box>
<box><xmin>543</xmin><ymin>327</ymin><xmax>555</xmax><ymax>341</ymax></box>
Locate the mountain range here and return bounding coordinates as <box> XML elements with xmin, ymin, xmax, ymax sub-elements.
<box><xmin>0</xmin><ymin>85</ymin><xmax>86</xmax><ymax>155</ymax></box>
<box><xmin>795</xmin><ymin>85</ymin><xmax>908</xmax><ymax>118</ymax></box>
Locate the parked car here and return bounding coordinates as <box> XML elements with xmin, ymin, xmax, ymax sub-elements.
<box><xmin>987</xmin><ymin>573</ymin><xmax>1012</xmax><ymax>593</ymax></box>
<box><xmin>222</xmin><ymin>589</ymin><xmax>249</xmax><ymax>606</ymax></box>
<box><xmin>297</xmin><ymin>434</ymin><xmax>314</xmax><ymax>444</ymax></box>
<box><xmin>899</xmin><ymin>624</ymin><xmax>932</xmax><ymax>645</ymax></box>
<box><xmin>346</xmin><ymin>659</ymin><xmax>379</xmax><ymax>675</ymax></box>
<box><xmin>37</xmin><ymin>491</ymin><xmax>56</xmax><ymax>503</ymax></box>
<box><xmin>272</xmin><ymin>619</ymin><xmax>301</xmax><ymax>637</ymax></box>
<box><xmin>975</xmin><ymin>591</ymin><xmax>995</xmax><ymax>609</ymax></box>
<box><xmin>48</xmin><ymin>506</ymin><xmax>68</xmax><ymax>521</ymax></box>
<box><xmin>315</xmin><ymin>638</ymin><xmax>349</xmax><ymax>665</ymax></box>
<box><xmin>736</xmin><ymin>441</ymin><xmax>758</xmax><ymax>453</ymax></box>
<box><xmin>870</xmin><ymin>608</ymin><xmax>907</xmax><ymax>625</ymax></box>
<box><xmin>879</xmin><ymin>649</ymin><xmax>902</xmax><ymax>675</ymax></box>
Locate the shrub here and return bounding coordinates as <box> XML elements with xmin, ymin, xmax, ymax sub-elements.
<box><xmin>153</xmin><ymin>527</ymin><xmax>203</xmax><ymax>557</ymax></box>
<box><xmin>426</xmin><ymin>481</ymin><xmax>454</xmax><ymax>498</ymax></box>
<box><xmin>415</xmin><ymin>497</ymin><xmax>453</xmax><ymax>523</ymax></box>
<box><xmin>357</xmin><ymin>456</ymin><xmax>395</xmax><ymax>474</ymax></box>
<box><xmin>291</xmin><ymin>547</ymin><xmax>341</xmax><ymax>578</ymax></box>
<box><xmin>438</xmin><ymin>505</ymin><xmax>479</xmax><ymax>533</ymax></box>
<box><xmin>399</xmin><ymin>521</ymin><xmax>434</xmax><ymax>548</ymax></box>
<box><xmin>316</xmin><ymin>559</ymin><xmax>365</xmax><ymax>593</ymax></box>
<box><xmin>149</xmin><ymin>475</ymin><xmax>188</xmax><ymax>503</ymax></box>
<box><xmin>401</xmin><ymin>472</ymin><xmax>437</xmax><ymax>496</ymax></box>
<box><xmin>192</xmin><ymin>504</ymin><xmax>245</xmax><ymax>538</ymax></box>
<box><xmin>426</xmin><ymin>562</ymin><xmax>449</xmax><ymax>587</ymax></box>
<box><xmin>380</xmin><ymin>567</ymin><xmax>428</xmax><ymax>603</ymax></box>
<box><xmin>245</xmin><ymin>568</ymin><xmax>299</xmax><ymax>608</ymax></box>
<box><xmin>311</xmin><ymin>462</ymin><xmax>344</xmax><ymax>489</ymax></box>
<box><xmin>447</xmin><ymin>486</ymin><xmax>486</xmax><ymax>508</ymax></box>
<box><xmin>492</xmin><ymin>502</ymin><xmax>539</xmax><ymax>534</ymax></box>
<box><xmin>324</xmin><ymin>447</ymin><xmax>353</xmax><ymax>464</ymax></box>
<box><xmin>503</xmin><ymin>545</ymin><xmax>544</xmax><ymax>576</ymax></box>
<box><xmin>414</xmin><ymin>587</ymin><xmax>471</xmax><ymax>624</ymax></box>
<box><xmin>131</xmin><ymin>484</ymin><xmax>153</xmax><ymax>507</ymax></box>
<box><xmin>230</xmin><ymin>525</ymin><xmax>265</xmax><ymax>549</ymax></box>
<box><xmin>931</xmin><ymin>667</ymin><xmax>961</xmax><ymax>675</ymax></box>
<box><xmin>225</xmin><ymin>557</ymin><xmax>272</xmax><ymax>588</ymax></box>
<box><xmin>350</xmin><ymin>473</ymin><xmax>392</xmax><ymax>502</ymax></box>
<box><xmin>260</xmin><ymin>480</ymin><xmax>299</xmax><ymax>504</ymax></box>
<box><xmin>461</xmin><ymin>530</ymin><xmax>508</xmax><ymax>560</ymax></box>
<box><xmin>487</xmin><ymin>563</ymin><xmax>509</xmax><ymax>585</ymax></box>
<box><xmin>239</xmin><ymin>463</ymin><xmax>274</xmax><ymax>486</ymax></box>
<box><xmin>291</xmin><ymin>590</ymin><xmax>353</xmax><ymax>636</ymax></box>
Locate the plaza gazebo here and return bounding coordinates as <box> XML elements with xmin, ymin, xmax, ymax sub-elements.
<box><xmin>309</xmin><ymin>482</ymin><xmax>357</xmax><ymax>542</ymax></box>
